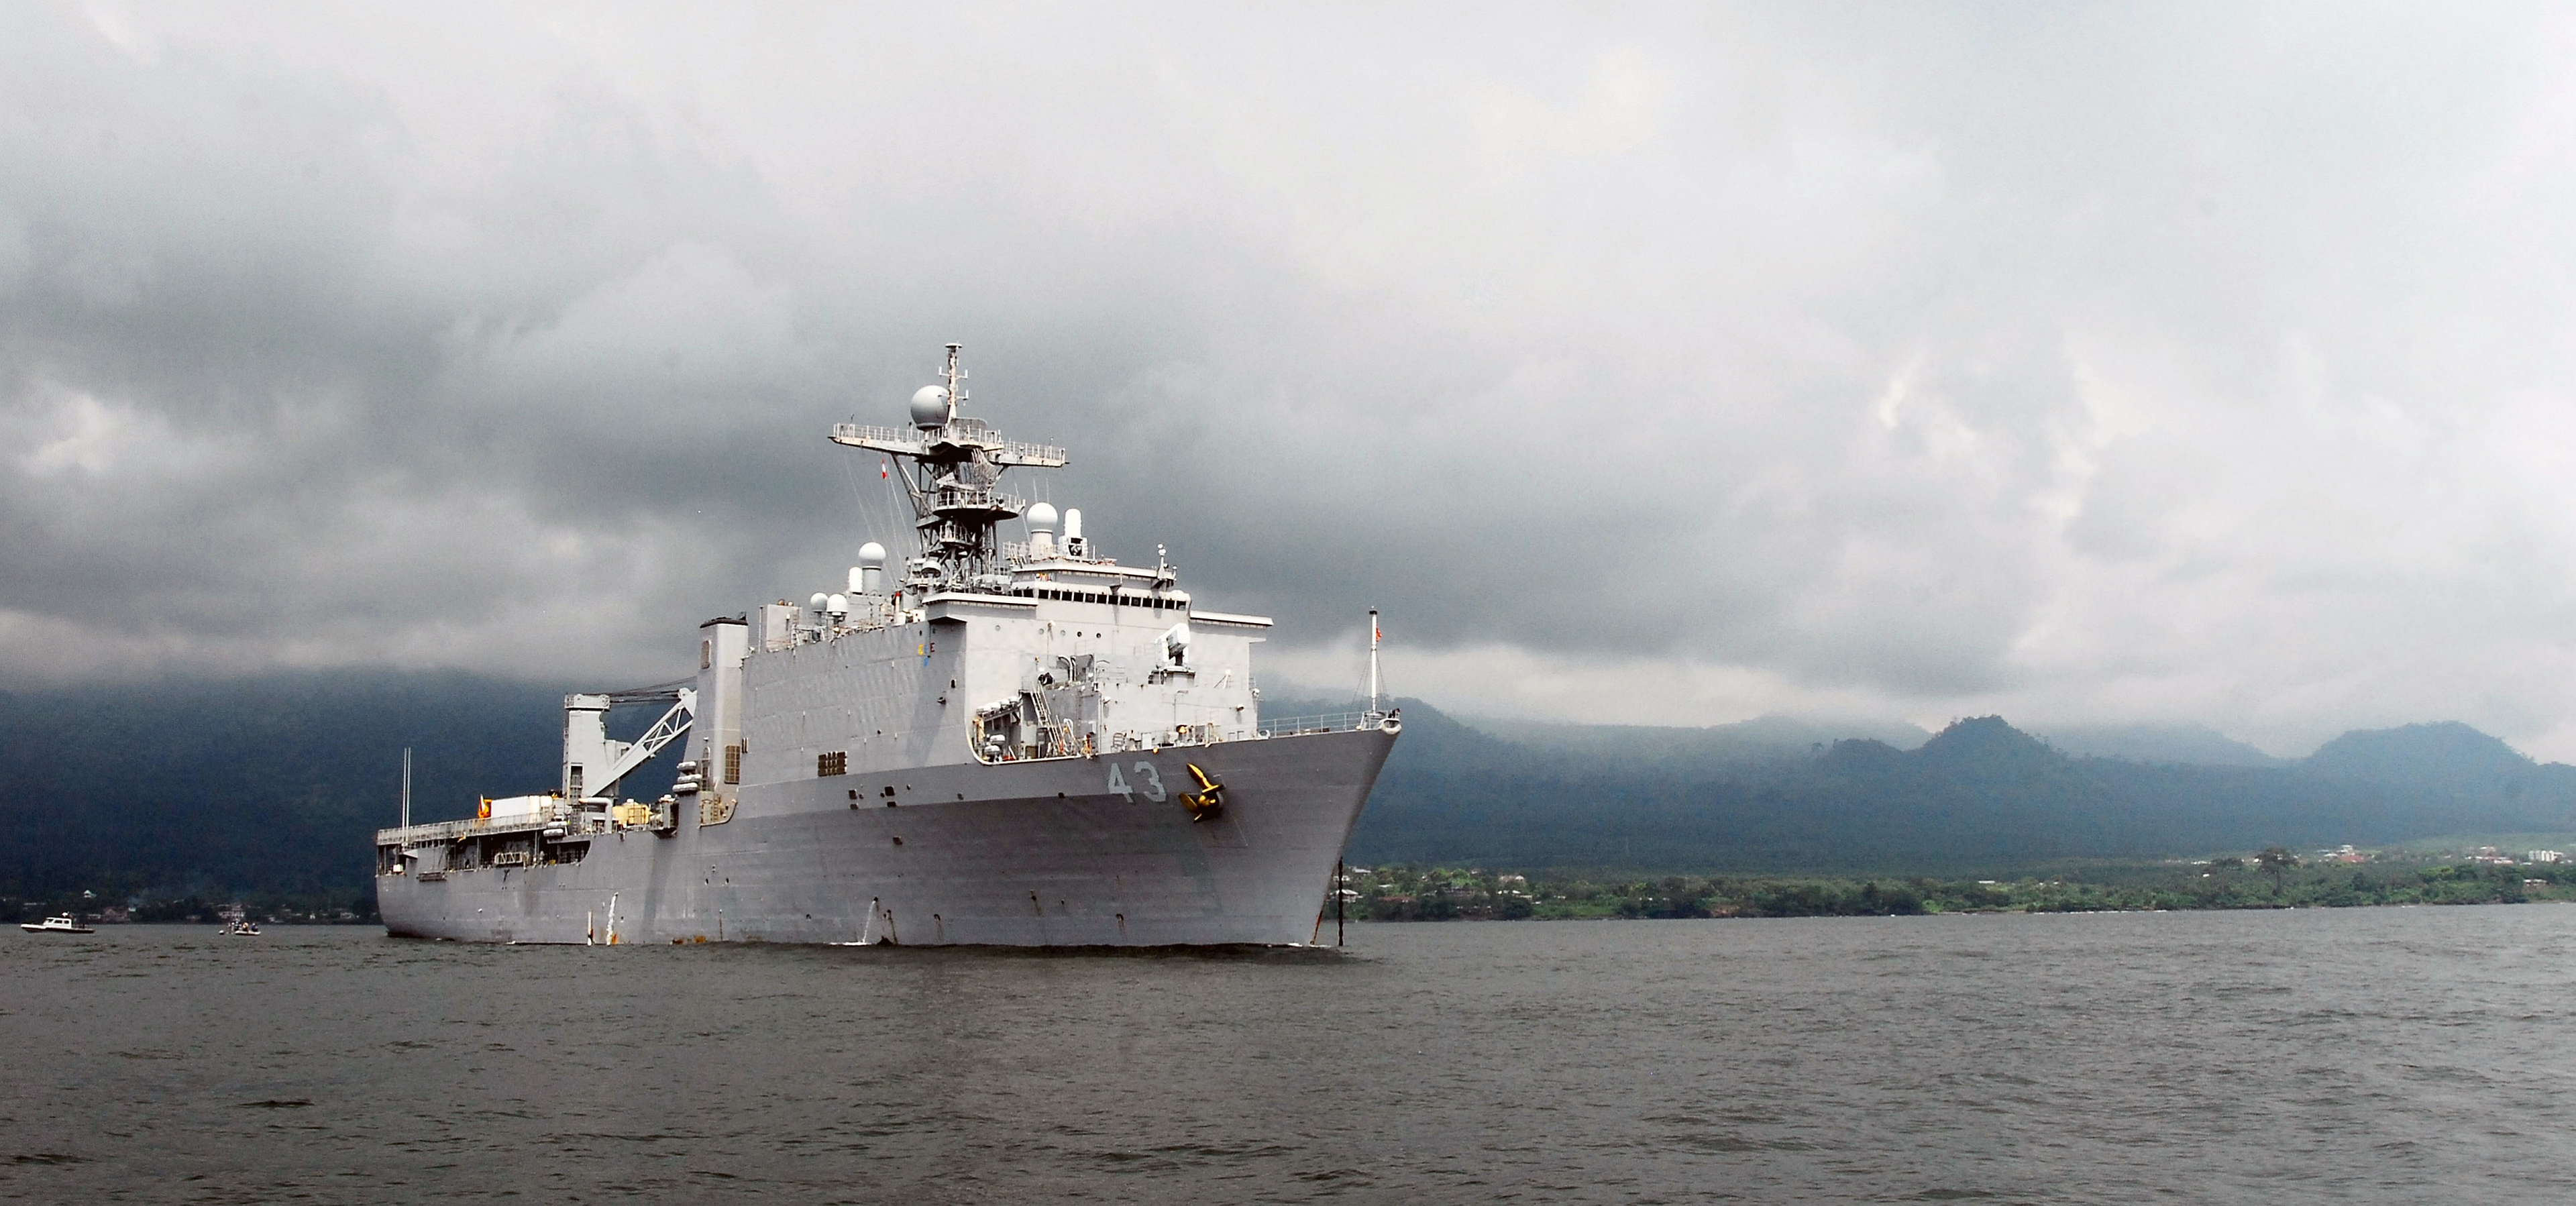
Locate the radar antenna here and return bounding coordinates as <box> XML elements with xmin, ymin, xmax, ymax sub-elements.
<box><xmin>826</xmin><ymin>344</ymin><xmax>1069</xmax><ymax>594</ymax></box>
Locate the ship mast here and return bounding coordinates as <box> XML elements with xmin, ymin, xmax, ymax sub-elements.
<box><xmin>826</xmin><ymin>344</ymin><xmax>1069</xmax><ymax>594</ymax></box>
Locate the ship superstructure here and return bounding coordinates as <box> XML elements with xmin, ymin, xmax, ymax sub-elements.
<box><xmin>375</xmin><ymin>345</ymin><xmax>1398</xmax><ymax>946</ymax></box>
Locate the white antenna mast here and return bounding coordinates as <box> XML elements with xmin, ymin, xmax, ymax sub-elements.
<box><xmin>1366</xmin><ymin>609</ymin><xmax>1382</xmax><ymax>720</ymax></box>
<box><xmin>941</xmin><ymin>342</ymin><xmax>966</xmax><ymax>423</ymax></box>
<box><xmin>400</xmin><ymin>747</ymin><xmax>412</xmax><ymax>829</ymax></box>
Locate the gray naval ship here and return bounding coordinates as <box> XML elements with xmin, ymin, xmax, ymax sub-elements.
<box><xmin>376</xmin><ymin>345</ymin><xmax>1399</xmax><ymax>946</ymax></box>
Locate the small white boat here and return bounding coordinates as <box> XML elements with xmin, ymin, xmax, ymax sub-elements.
<box><xmin>19</xmin><ymin>916</ymin><xmax>94</xmax><ymax>934</ymax></box>
<box><xmin>219</xmin><ymin>920</ymin><xmax>262</xmax><ymax>936</ymax></box>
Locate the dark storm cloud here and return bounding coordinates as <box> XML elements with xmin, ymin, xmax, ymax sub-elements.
<box><xmin>11</xmin><ymin>3</ymin><xmax>2576</xmax><ymax>755</ymax></box>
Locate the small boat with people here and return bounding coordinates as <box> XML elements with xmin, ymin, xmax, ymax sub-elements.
<box><xmin>19</xmin><ymin>916</ymin><xmax>95</xmax><ymax>934</ymax></box>
<box><xmin>219</xmin><ymin>920</ymin><xmax>262</xmax><ymax>936</ymax></box>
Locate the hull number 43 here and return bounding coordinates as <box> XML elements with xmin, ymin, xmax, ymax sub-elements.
<box><xmin>1106</xmin><ymin>761</ymin><xmax>1165</xmax><ymax>802</ymax></box>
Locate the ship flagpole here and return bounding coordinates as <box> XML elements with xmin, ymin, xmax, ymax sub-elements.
<box><xmin>400</xmin><ymin>747</ymin><xmax>411</xmax><ymax>830</ymax></box>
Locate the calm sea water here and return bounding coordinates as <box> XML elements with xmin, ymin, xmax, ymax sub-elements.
<box><xmin>3</xmin><ymin>907</ymin><xmax>2573</xmax><ymax>1204</ymax></box>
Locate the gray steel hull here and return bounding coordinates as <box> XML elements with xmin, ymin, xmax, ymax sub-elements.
<box><xmin>378</xmin><ymin>728</ymin><xmax>1392</xmax><ymax>946</ymax></box>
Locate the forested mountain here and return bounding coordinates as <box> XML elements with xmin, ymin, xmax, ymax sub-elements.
<box><xmin>2030</xmin><ymin>722</ymin><xmax>2287</xmax><ymax>767</ymax></box>
<box><xmin>0</xmin><ymin>672</ymin><xmax>674</xmax><ymax>899</ymax></box>
<box><xmin>4</xmin><ymin>674</ymin><xmax>2571</xmax><ymax>899</ymax></box>
<box><xmin>2302</xmin><ymin>720</ymin><xmax>2538</xmax><ymax>783</ymax></box>
<box><xmin>1462</xmin><ymin>714</ymin><xmax>1932</xmax><ymax>764</ymax></box>
<box><xmin>1340</xmin><ymin>704</ymin><xmax>2576</xmax><ymax>873</ymax></box>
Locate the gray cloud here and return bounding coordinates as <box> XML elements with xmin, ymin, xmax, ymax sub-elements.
<box><xmin>9</xmin><ymin>3</ymin><xmax>2576</xmax><ymax>757</ymax></box>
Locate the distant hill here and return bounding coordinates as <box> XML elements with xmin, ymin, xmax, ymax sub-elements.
<box><xmin>6</xmin><ymin>675</ymin><xmax>2573</xmax><ymax>897</ymax></box>
<box><xmin>1340</xmin><ymin>705</ymin><xmax>2576</xmax><ymax>873</ymax></box>
<box><xmin>2034</xmin><ymin>723</ymin><xmax>2287</xmax><ymax>767</ymax></box>
<box><xmin>0</xmin><ymin>672</ymin><xmax>678</xmax><ymax>899</ymax></box>
<box><xmin>2304</xmin><ymin>721</ymin><xmax>2536</xmax><ymax>783</ymax></box>
<box><xmin>1462</xmin><ymin>714</ymin><xmax>1931</xmax><ymax>765</ymax></box>
<box><xmin>1469</xmin><ymin>714</ymin><xmax>2288</xmax><ymax>769</ymax></box>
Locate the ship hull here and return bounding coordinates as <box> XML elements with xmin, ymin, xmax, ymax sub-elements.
<box><xmin>378</xmin><ymin>728</ymin><xmax>1392</xmax><ymax>946</ymax></box>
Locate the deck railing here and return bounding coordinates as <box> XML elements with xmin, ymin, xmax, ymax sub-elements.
<box><xmin>830</xmin><ymin>422</ymin><xmax>1067</xmax><ymax>465</ymax></box>
<box><xmin>1258</xmin><ymin>711</ymin><xmax>1388</xmax><ymax>736</ymax></box>
<box><xmin>376</xmin><ymin>804</ymin><xmax>586</xmax><ymax>846</ymax></box>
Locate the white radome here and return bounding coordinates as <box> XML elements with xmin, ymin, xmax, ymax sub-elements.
<box><xmin>858</xmin><ymin>541</ymin><xmax>888</xmax><ymax>566</ymax></box>
<box><xmin>908</xmin><ymin>386</ymin><xmax>949</xmax><ymax>428</ymax></box>
<box><xmin>1026</xmin><ymin>502</ymin><xmax>1058</xmax><ymax>531</ymax></box>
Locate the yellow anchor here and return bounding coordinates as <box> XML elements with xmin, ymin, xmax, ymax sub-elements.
<box><xmin>1178</xmin><ymin>763</ymin><xmax>1226</xmax><ymax>822</ymax></box>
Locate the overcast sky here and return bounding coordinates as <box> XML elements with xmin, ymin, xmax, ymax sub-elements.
<box><xmin>9</xmin><ymin>3</ymin><xmax>2576</xmax><ymax>756</ymax></box>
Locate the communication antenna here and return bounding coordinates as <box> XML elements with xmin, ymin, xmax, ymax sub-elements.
<box><xmin>1366</xmin><ymin>609</ymin><xmax>1383</xmax><ymax>720</ymax></box>
<box><xmin>400</xmin><ymin>747</ymin><xmax>412</xmax><ymax>829</ymax></box>
<box><xmin>941</xmin><ymin>342</ymin><xmax>967</xmax><ymax>421</ymax></box>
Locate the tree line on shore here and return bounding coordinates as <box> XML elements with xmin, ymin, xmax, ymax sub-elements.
<box><xmin>1350</xmin><ymin>857</ymin><xmax>2574</xmax><ymax>920</ymax></box>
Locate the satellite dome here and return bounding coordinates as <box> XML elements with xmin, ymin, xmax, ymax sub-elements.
<box><xmin>826</xmin><ymin>593</ymin><xmax>848</xmax><ymax>614</ymax></box>
<box><xmin>858</xmin><ymin>541</ymin><xmax>888</xmax><ymax>567</ymax></box>
<box><xmin>908</xmin><ymin>386</ymin><xmax>949</xmax><ymax>428</ymax></box>
<box><xmin>1026</xmin><ymin>502</ymin><xmax>1058</xmax><ymax>531</ymax></box>
<box><xmin>809</xmin><ymin>592</ymin><xmax>829</xmax><ymax>610</ymax></box>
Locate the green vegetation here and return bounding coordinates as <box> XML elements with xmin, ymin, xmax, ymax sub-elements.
<box><xmin>1345</xmin><ymin>858</ymin><xmax>2576</xmax><ymax>920</ymax></box>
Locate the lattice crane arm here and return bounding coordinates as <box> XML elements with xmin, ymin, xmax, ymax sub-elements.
<box><xmin>594</xmin><ymin>688</ymin><xmax>695</xmax><ymax>796</ymax></box>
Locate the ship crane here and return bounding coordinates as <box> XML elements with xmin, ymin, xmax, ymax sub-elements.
<box><xmin>561</xmin><ymin>683</ymin><xmax>696</xmax><ymax>802</ymax></box>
